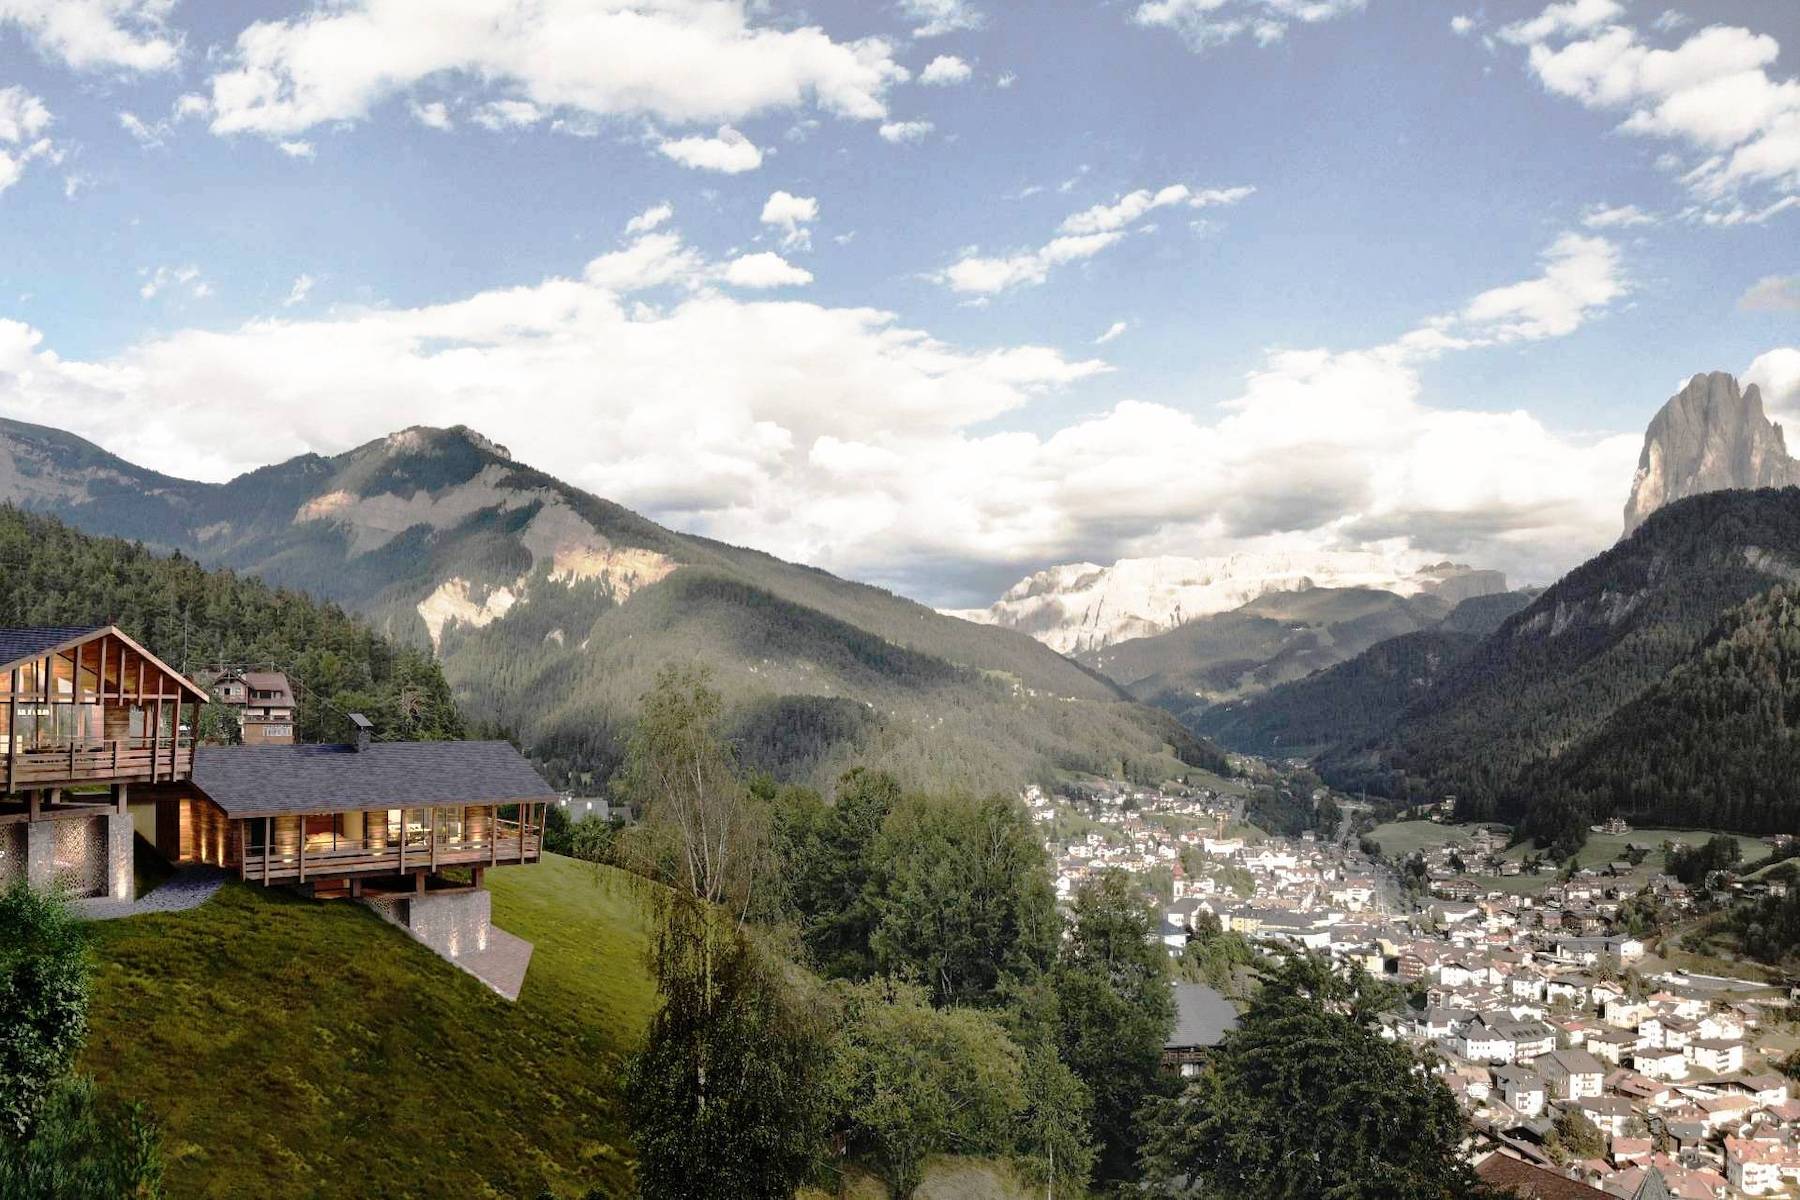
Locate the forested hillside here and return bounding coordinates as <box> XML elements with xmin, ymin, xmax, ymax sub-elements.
<box><xmin>1194</xmin><ymin>590</ymin><xmax>1534</xmax><ymax>757</ymax></box>
<box><xmin>1515</xmin><ymin>585</ymin><xmax>1800</xmax><ymax>841</ymax></box>
<box><xmin>0</xmin><ymin>420</ymin><xmax>1220</xmax><ymax>792</ymax></box>
<box><xmin>0</xmin><ymin>506</ymin><xmax>461</xmax><ymax>743</ymax></box>
<box><xmin>1078</xmin><ymin>586</ymin><xmax>1457</xmax><ymax>723</ymax></box>
<box><xmin>1316</xmin><ymin>488</ymin><xmax>1800</xmax><ymax>833</ymax></box>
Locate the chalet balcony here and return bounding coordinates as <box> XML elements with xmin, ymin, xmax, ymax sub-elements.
<box><xmin>7</xmin><ymin>736</ymin><xmax>194</xmax><ymax>790</ymax></box>
<box><xmin>241</xmin><ymin>819</ymin><xmax>543</xmax><ymax>884</ymax></box>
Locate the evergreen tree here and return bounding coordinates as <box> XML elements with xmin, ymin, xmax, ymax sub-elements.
<box><xmin>1140</xmin><ymin>954</ymin><xmax>1481</xmax><ymax>1200</ymax></box>
<box><xmin>1053</xmin><ymin>870</ymin><xmax>1176</xmax><ymax>1182</ymax></box>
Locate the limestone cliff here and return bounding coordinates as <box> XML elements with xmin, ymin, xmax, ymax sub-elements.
<box><xmin>1623</xmin><ymin>371</ymin><xmax>1800</xmax><ymax>537</ymax></box>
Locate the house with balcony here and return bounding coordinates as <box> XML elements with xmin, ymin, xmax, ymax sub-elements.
<box><xmin>207</xmin><ymin>668</ymin><xmax>298</xmax><ymax>745</ymax></box>
<box><xmin>1</xmin><ymin>626</ymin><xmax>208</xmax><ymax>900</ymax></box>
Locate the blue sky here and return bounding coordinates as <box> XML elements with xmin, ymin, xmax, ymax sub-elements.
<box><xmin>0</xmin><ymin>0</ymin><xmax>1797</xmax><ymax>604</ymax></box>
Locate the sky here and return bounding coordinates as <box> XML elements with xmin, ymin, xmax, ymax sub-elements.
<box><xmin>0</xmin><ymin>0</ymin><xmax>1797</xmax><ymax>607</ymax></box>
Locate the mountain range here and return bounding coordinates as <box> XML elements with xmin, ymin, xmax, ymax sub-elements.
<box><xmin>1192</xmin><ymin>370</ymin><xmax>1800</xmax><ymax>844</ymax></box>
<box><xmin>948</xmin><ymin>552</ymin><xmax>1507</xmax><ymax>655</ymax></box>
<box><xmin>0</xmin><ymin>417</ymin><xmax>1220</xmax><ymax>793</ymax></box>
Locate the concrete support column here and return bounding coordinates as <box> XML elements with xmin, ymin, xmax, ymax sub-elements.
<box><xmin>105</xmin><ymin>811</ymin><xmax>133</xmax><ymax>901</ymax></box>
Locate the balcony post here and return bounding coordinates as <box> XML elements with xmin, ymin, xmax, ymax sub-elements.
<box><xmin>298</xmin><ymin>823</ymin><xmax>307</xmax><ymax>884</ymax></box>
<box><xmin>263</xmin><ymin>816</ymin><xmax>271</xmax><ymax>884</ymax></box>
<box><xmin>6</xmin><ymin>666</ymin><xmax>17</xmax><ymax>795</ymax></box>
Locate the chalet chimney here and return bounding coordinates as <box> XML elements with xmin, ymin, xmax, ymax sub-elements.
<box><xmin>349</xmin><ymin>712</ymin><xmax>374</xmax><ymax>752</ymax></box>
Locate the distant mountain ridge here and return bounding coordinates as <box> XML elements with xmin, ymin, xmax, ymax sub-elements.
<box><xmin>1076</xmin><ymin>585</ymin><xmax>1503</xmax><ymax>725</ymax></box>
<box><xmin>1622</xmin><ymin>371</ymin><xmax>1800</xmax><ymax>536</ymax></box>
<box><xmin>1193</xmin><ymin>590</ymin><xmax>1538</xmax><ymax>757</ymax></box>
<box><xmin>0</xmin><ymin>416</ymin><xmax>1221</xmax><ymax>792</ymax></box>
<box><xmin>949</xmin><ymin>552</ymin><xmax>1507</xmax><ymax>656</ymax></box>
<box><xmin>1309</xmin><ymin>488</ymin><xmax>1800</xmax><ymax>838</ymax></box>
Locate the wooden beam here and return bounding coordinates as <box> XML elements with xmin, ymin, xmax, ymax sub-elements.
<box><xmin>298</xmin><ymin>821</ymin><xmax>306</xmax><ymax>884</ymax></box>
<box><xmin>429</xmin><ymin>806</ymin><xmax>438</xmax><ymax>873</ymax></box>
<box><xmin>6</xmin><ymin>666</ymin><xmax>17</xmax><ymax>795</ymax></box>
<box><xmin>263</xmin><ymin>816</ymin><xmax>271</xmax><ymax>886</ymax></box>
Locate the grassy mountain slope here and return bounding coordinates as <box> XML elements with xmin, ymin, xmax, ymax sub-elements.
<box><xmin>1317</xmin><ymin>488</ymin><xmax>1800</xmax><ymax>825</ymax></box>
<box><xmin>1515</xmin><ymin>584</ymin><xmax>1800</xmax><ymax>837</ymax></box>
<box><xmin>1077</xmin><ymin>586</ymin><xmax>1452</xmax><ymax>721</ymax></box>
<box><xmin>84</xmin><ymin>857</ymin><xmax>655</xmax><ymax>1199</ymax></box>
<box><xmin>0</xmin><ymin>419</ymin><xmax>1210</xmax><ymax>792</ymax></box>
<box><xmin>1195</xmin><ymin>590</ymin><xmax>1536</xmax><ymax>757</ymax></box>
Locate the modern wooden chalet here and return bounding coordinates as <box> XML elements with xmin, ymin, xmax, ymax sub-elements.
<box><xmin>156</xmin><ymin>724</ymin><xmax>552</xmax><ymax>897</ymax></box>
<box><xmin>1</xmin><ymin>625</ymin><xmax>209</xmax><ymax>898</ymax></box>
<box><xmin>2</xmin><ymin>624</ymin><xmax>552</xmax><ymax>906</ymax></box>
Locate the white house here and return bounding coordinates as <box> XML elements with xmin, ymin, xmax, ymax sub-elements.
<box><xmin>1686</xmin><ymin>1037</ymin><xmax>1744</xmax><ymax>1075</ymax></box>
<box><xmin>1539</xmin><ymin>1049</ymin><xmax>1605</xmax><ymax>1101</ymax></box>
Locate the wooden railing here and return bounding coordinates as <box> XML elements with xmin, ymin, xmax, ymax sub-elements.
<box><xmin>243</xmin><ymin>819</ymin><xmax>543</xmax><ymax>884</ymax></box>
<box><xmin>8</xmin><ymin>737</ymin><xmax>193</xmax><ymax>787</ymax></box>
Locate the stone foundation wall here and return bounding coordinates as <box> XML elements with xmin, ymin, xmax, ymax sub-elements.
<box><xmin>0</xmin><ymin>825</ymin><xmax>23</xmax><ymax>890</ymax></box>
<box><xmin>366</xmin><ymin>889</ymin><xmax>492</xmax><ymax>961</ymax></box>
<box><xmin>5</xmin><ymin>816</ymin><xmax>130</xmax><ymax>899</ymax></box>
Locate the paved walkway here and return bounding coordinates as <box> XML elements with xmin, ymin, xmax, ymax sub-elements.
<box><xmin>73</xmin><ymin>866</ymin><xmax>231</xmax><ymax>921</ymax></box>
<box><xmin>454</xmin><ymin>926</ymin><xmax>534</xmax><ymax>1001</ymax></box>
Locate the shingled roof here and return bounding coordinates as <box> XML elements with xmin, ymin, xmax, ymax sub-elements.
<box><xmin>192</xmin><ymin>740</ymin><xmax>557</xmax><ymax>818</ymax></box>
<box><xmin>1166</xmin><ymin>983</ymin><xmax>1239</xmax><ymax>1051</ymax></box>
<box><xmin>1476</xmin><ymin>1152</ymin><xmax>1612</xmax><ymax>1199</ymax></box>
<box><xmin>0</xmin><ymin>626</ymin><xmax>106</xmax><ymax>672</ymax></box>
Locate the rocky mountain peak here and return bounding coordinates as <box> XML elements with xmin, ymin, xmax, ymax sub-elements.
<box><xmin>1623</xmin><ymin>371</ymin><xmax>1800</xmax><ymax>537</ymax></box>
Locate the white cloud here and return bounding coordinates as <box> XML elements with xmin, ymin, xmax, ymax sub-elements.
<box><xmin>996</xmin><ymin>71</ymin><xmax>1017</xmax><ymax>89</ymax></box>
<box><xmin>1095</xmin><ymin>321</ymin><xmax>1128</xmax><ymax>345</ymax></box>
<box><xmin>878</xmin><ymin>119</ymin><xmax>934</xmax><ymax>143</ymax></box>
<box><xmin>0</xmin><ymin>228</ymin><xmax>1648</xmax><ymax>601</ymax></box>
<box><xmin>722</xmin><ymin>252</ymin><xmax>813</xmax><ymax>288</ymax></box>
<box><xmin>625</xmin><ymin>202</ymin><xmax>675</xmax><ymax>235</ymax></box>
<box><xmin>409</xmin><ymin>100</ymin><xmax>453</xmax><ymax>130</ymax></box>
<box><xmin>278</xmin><ymin>139</ymin><xmax>316</xmax><ymax>159</ymax></box>
<box><xmin>1423</xmin><ymin>232</ymin><xmax>1626</xmax><ymax>345</ymax></box>
<box><xmin>1498</xmin><ymin>0</ymin><xmax>1622</xmax><ymax>45</ymax></box>
<box><xmin>0</xmin><ymin>87</ymin><xmax>55</xmax><ymax>194</ymax></box>
<box><xmin>658</xmin><ymin>125</ymin><xmax>764</xmax><ymax>173</ymax></box>
<box><xmin>1746</xmin><ymin>347</ymin><xmax>1800</xmax><ymax>424</ymax></box>
<box><xmin>1581</xmin><ymin>202</ymin><xmax>1655</xmax><ymax>228</ymax></box>
<box><xmin>0</xmin><ymin>0</ymin><xmax>180</xmax><ymax>72</ymax></box>
<box><xmin>283</xmin><ymin>274</ymin><xmax>315</xmax><ymax>307</ymax></box>
<box><xmin>760</xmin><ymin>190</ymin><xmax>819</xmax><ymax>249</ymax></box>
<box><xmin>201</xmin><ymin>0</ymin><xmax>906</xmax><ymax>144</ymax></box>
<box><xmin>1059</xmin><ymin>182</ymin><xmax>1254</xmax><ymax>234</ymax></box>
<box><xmin>1651</xmin><ymin>9</ymin><xmax>1689</xmax><ymax>34</ymax></box>
<box><xmin>139</xmin><ymin>264</ymin><xmax>208</xmax><ymax>301</ymax></box>
<box><xmin>919</xmin><ymin>55</ymin><xmax>972</xmax><ymax>86</ymax></box>
<box><xmin>1504</xmin><ymin>4</ymin><xmax>1800</xmax><ymax>217</ymax></box>
<box><xmin>900</xmin><ymin>0</ymin><xmax>984</xmax><ymax>38</ymax></box>
<box><xmin>472</xmin><ymin>99</ymin><xmax>543</xmax><ymax>131</ymax></box>
<box><xmin>1740</xmin><ymin>276</ymin><xmax>1800</xmax><ymax>312</ymax></box>
<box><xmin>1450</xmin><ymin>15</ymin><xmax>1475</xmax><ymax>36</ymax></box>
<box><xmin>0</xmin><ymin>86</ymin><xmax>51</xmax><ymax>144</ymax></box>
<box><xmin>118</xmin><ymin>110</ymin><xmax>167</xmax><ymax>147</ymax></box>
<box><xmin>940</xmin><ymin>182</ymin><xmax>1253</xmax><ymax>295</ymax></box>
<box><xmin>1134</xmin><ymin>0</ymin><xmax>1368</xmax><ymax>52</ymax></box>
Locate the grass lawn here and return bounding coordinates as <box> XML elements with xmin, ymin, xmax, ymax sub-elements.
<box><xmin>1366</xmin><ymin>821</ymin><xmax>1510</xmax><ymax>858</ymax></box>
<box><xmin>1499</xmin><ymin>828</ymin><xmax>1776</xmax><ymax>895</ymax></box>
<box><xmin>81</xmin><ymin>854</ymin><xmax>657</xmax><ymax>1199</ymax></box>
